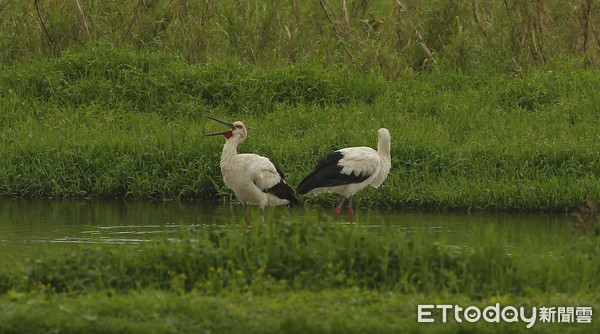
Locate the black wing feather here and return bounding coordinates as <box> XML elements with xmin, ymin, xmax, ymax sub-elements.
<box><xmin>265</xmin><ymin>180</ymin><xmax>298</xmax><ymax>207</ymax></box>
<box><xmin>265</xmin><ymin>162</ymin><xmax>297</xmax><ymax>207</ymax></box>
<box><xmin>273</xmin><ymin>164</ymin><xmax>286</xmax><ymax>179</ymax></box>
<box><xmin>297</xmin><ymin>151</ymin><xmax>370</xmax><ymax>195</ymax></box>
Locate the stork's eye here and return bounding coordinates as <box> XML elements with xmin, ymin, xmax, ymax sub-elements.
<box><xmin>235</xmin><ymin>125</ymin><xmax>243</xmax><ymax>129</ymax></box>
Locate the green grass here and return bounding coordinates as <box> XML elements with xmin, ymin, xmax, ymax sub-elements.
<box><xmin>1</xmin><ymin>289</ymin><xmax>598</xmax><ymax>334</ymax></box>
<box><xmin>1</xmin><ymin>48</ymin><xmax>600</xmax><ymax>210</ymax></box>
<box><xmin>0</xmin><ymin>217</ymin><xmax>598</xmax><ymax>333</ymax></box>
<box><xmin>2</xmin><ymin>0</ymin><xmax>600</xmax><ymax>73</ymax></box>
<box><xmin>1</xmin><ymin>216</ymin><xmax>598</xmax><ymax>297</ymax></box>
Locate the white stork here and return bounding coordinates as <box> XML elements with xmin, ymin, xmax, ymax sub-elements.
<box><xmin>296</xmin><ymin>128</ymin><xmax>391</xmax><ymax>223</ymax></box>
<box><xmin>204</xmin><ymin>116</ymin><xmax>297</xmax><ymax>226</ymax></box>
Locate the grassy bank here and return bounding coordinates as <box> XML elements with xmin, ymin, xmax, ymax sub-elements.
<box><xmin>2</xmin><ymin>0</ymin><xmax>600</xmax><ymax>211</ymax></box>
<box><xmin>0</xmin><ymin>218</ymin><xmax>598</xmax><ymax>333</ymax></box>
<box><xmin>2</xmin><ymin>289</ymin><xmax>598</xmax><ymax>333</ymax></box>
<box><xmin>1</xmin><ymin>217</ymin><xmax>598</xmax><ymax>296</ymax></box>
<box><xmin>1</xmin><ymin>48</ymin><xmax>600</xmax><ymax>210</ymax></box>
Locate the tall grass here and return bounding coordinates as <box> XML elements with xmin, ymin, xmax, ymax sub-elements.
<box><xmin>2</xmin><ymin>0</ymin><xmax>600</xmax><ymax>73</ymax></box>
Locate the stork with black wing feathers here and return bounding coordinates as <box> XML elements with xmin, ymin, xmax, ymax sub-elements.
<box><xmin>297</xmin><ymin>128</ymin><xmax>391</xmax><ymax>223</ymax></box>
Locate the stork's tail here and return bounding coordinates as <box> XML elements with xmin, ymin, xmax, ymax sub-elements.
<box><xmin>267</xmin><ymin>180</ymin><xmax>298</xmax><ymax>207</ymax></box>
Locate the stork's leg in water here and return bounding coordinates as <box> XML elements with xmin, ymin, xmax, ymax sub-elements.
<box><xmin>348</xmin><ymin>196</ymin><xmax>354</xmax><ymax>224</ymax></box>
<box><xmin>334</xmin><ymin>196</ymin><xmax>347</xmax><ymax>221</ymax></box>
<box><xmin>243</xmin><ymin>204</ymin><xmax>249</xmax><ymax>227</ymax></box>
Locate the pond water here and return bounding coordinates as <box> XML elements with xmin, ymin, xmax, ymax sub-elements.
<box><xmin>0</xmin><ymin>199</ymin><xmax>575</xmax><ymax>264</ymax></box>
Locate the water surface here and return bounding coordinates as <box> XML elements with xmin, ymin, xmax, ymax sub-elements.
<box><xmin>0</xmin><ymin>199</ymin><xmax>575</xmax><ymax>263</ymax></box>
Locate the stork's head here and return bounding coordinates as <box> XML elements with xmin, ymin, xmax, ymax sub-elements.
<box><xmin>377</xmin><ymin>128</ymin><xmax>390</xmax><ymax>140</ymax></box>
<box><xmin>204</xmin><ymin>116</ymin><xmax>247</xmax><ymax>142</ymax></box>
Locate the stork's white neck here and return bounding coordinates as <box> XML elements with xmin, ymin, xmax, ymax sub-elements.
<box><xmin>221</xmin><ymin>139</ymin><xmax>239</xmax><ymax>162</ymax></box>
<box><xmin>377</xmin><ymin>133</ymin><xmax>391</xmax><ymax>162</ymax></box>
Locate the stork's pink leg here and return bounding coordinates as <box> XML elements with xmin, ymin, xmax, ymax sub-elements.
<box><xmin>243</xmin><ymin>204</ymin><xmax>249</xmax><ymax>227</ymax></box>
<box><xmin>334</xmin><ymin>196</ymin><xmax>346</xmax><ymax>221</ymax></box>
<box><xmin>348</xmin><ymin>196</ymin><xmax>354</xmax><ymax>224</ymax></box>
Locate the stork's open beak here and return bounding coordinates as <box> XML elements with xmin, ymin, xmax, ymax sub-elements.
<box><xmin>204</xmin><ymin>116</ymin><xmax>235</xmax><ymax>137</ymax></box>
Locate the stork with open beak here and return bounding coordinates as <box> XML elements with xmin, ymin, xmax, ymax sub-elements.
<box><xmin>296</xmin><ymin>128</ymin><xmax>391</xmax><ymax>223</ymax></box>
<box><xmin>204</xmin><ymin>116</ymin><xmax>297</xmax><ymax>226</ymax></box>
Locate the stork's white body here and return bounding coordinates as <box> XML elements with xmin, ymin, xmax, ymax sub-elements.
<box><xmin>297</xmin><ymin>128</ymin><xmax>391</xmax><ymax>222</ymax></box>
<box><xmin>205</xmin><ymin>117</ymin><xmax>296</xmax><ymax>226</ymax></box>
<box><xmin>220</xmin><ymin>148</ymin><xmax>291</xmax><ymax>209</ymax></box>
<box><xmin>302</xmin><ymin>146</ymin><xmax>391</xmax><ymax>196</ymax></box>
